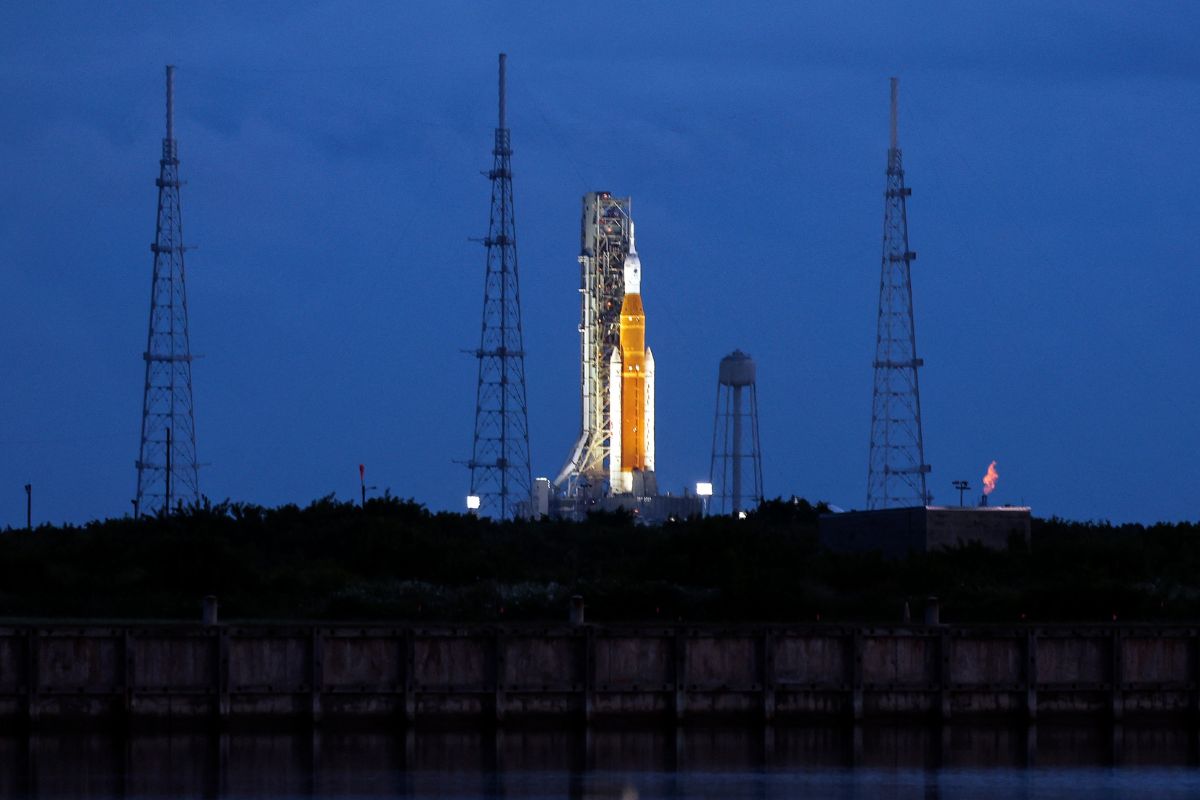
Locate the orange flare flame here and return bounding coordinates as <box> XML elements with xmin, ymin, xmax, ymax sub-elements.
<box><xmin>982</xmin><ymin>461</ymin><xmax>999</xmax><ymax>495</ymax></box>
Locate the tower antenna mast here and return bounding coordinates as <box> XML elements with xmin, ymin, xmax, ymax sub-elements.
<box><xmin>467</xmin><ymin>53</ymin><xmax>533</xmax><ymax>518</ymax></box>
<box><xmin>867</xmin><ymin>77</ymin><xmax>931</xmax><ymax>509</ymax></box>
<box><xmin>135</xmin><ymin>65</ymin><xmax>201</xmax><ymax>515</ymax></box>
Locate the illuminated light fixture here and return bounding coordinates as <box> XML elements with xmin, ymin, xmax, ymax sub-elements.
<box><xmin>737</xmin><ymin>510</ymin><xmax>748</xmax><ymax>520</ymax></box>
<box><xmin>466</xmin><ymin>495</ymin><xmax>481</xmax><ymax>511</ymax></box>
<box><xmin>695</xmin><ymin>481</ymin><xmax>713</xmax><ymax>518</ymax></box>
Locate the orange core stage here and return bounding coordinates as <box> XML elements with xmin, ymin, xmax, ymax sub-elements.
<box><xmin>619</xmin><ymin>292</ymin><xmax>646</xmax><ymax>472</ymax></box>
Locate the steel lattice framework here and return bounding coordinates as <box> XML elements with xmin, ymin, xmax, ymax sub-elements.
<box><xmin>468</xmin><ymin>53</ymin><xmax>532</xmax><ymax>518</ymax></box>
<box><xmin>135</xmin><ymin>65</ymin><xmax>200</xmax><ymax>515</ymax></box>
<box><xmin>555</xmin><ymin>192</ymin><xmax>631</xmax><ymax>494</ymax></box>
<box><xmin>867</xmin><ymin>78</ymin><xmax>931</xmax><ymax>509</ymax></box>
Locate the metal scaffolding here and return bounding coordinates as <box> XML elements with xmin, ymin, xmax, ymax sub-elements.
<box><xmin>555</xmin><ymin>192</ymin><xmax>632</xmax><ymax>496</ymax></box>
<box><xmin>867</xmin><ymin>77</ymin><xmax>931</xmax><ymax>509</ymax></box>
<box><xmin>467</xmin><ymin>53</ymin><xmax>533</xmax><ymax>519</ymax></box>
<box><xmin>135</xmin><ymin>65</ymin><xmax>200</xmax><ymax>516</ymax></box>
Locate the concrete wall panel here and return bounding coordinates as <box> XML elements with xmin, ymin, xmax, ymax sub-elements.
<box><xmin>229</xmin><ymin>637</ymin><xmax>309</xmax><ymax>691</ymax></box>
<box><xmin>681</xmin><ymin>691</ymin><xmax>757</xmax><ymax>715</ymax></box>
<box><xmin>502</xmin><ymin>692</ymin><xmax>578</xmax><ymax>715</ymax></box>
<box><xmin>134</xmin><ymin>636</ymin><xmax>214</xmax><ymax>689</ymax></box>
<box><xmin>774</xmin><ymin>636</ymin><xmax>847</xmax><ymax>685</ymax></box>
<box><xmin>1122</xmin><ymin>690</ymin><xmax>1189</xmax><ymax>713</ymax></box>
<box><xmin>775</xmin><ymin>691</ymin><xmax>848</xmax><ymax>716</ymax></box>
<box><xmin>229</xmin><ymin>694</ymin><xmax>308</xmax><ymax>717</ymax></box>
<box><xmin>862</xmin><ymin>636</ymin><xmax>934</xmax><ymax>686</ymax></box>
<box><xmin>594</xmin><ymin>637</ymin><xmax>671</xmax><ymax>688</ymax></box>
<box><xmin>1121</xmin><ymin>637</ymin><xmax>1189</xmax><ymax>684</ymax></box>
<box><xmin>321</xmin><ymin>695</ymin><xmax>403</xmax><ymax>717</ymax></box>
<box><xmin>591</xmin><ymin>691</ymin><xmax>670</xmax><ymax>716</ymax></box>
<box><xmin>865</xmin><ymin>691</ymin><xmax>936</xmax><ymax>715</ymax></box>
<box><xmin>323</xmin><ymin>637</ymin><xmax>401</xmax><ymax>689</ymax></box>
<box><xmin>951</xmin><ymin>691</ymin><xmax>1022</xmax><ymax>715</ymax></box>
<box><xmin>413</xmin><ymin>636</ymin><xmax>488</xmax><ymax>690</ymax></box>
<box><xmin>38</xmin><ymin>634</ymin><xmax>118</xmax><ymax>691</ymax></box>
<box><xmin>1038</xmin><ymin>638</ymin><xmax>1108</xmax><ymax>685</ymax></box>
<box><xmin>415</xmin><ymin>694</ymin><xmax>486</xmax><ymax>716</ymax></box>
<box><xmin>3</xmin><ymin>624</ymin><xmax>1199</xmax><ymax>722</ymax></box>
<box><xmin>503</xmin><ymin>637</ymin><xmax>580</xmax><ymax>688</ymax></box>
<box><xmin>129</xmin><ymin>695</ymin><xmax>213</xmax><ymax>718</ymax></box>
<box><xmin>1037</xmin><ymin>690</ymin><xmax>1107</xmax><ymax>714</ymax></box>
<box><xmin>0</xmin><ymin>635</ymin><xmax>24</xmax><ymax>691</ymax></box>
<box><xmin>950</xmin><ymin>637</ymin><xmax>1022</xmax><ymax>685</ymax></box>
<box><xmin>686</xmin><ymin>637</ymin><xmax>756</xmax><ymax>688</ymax></box>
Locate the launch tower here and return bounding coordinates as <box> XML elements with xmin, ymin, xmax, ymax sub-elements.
<box><xmin>556</xmin><ymin>192</ymin><xmax>634</xmax><ymax>494</ymax></box>
<box><xmin>467</xmin><ymin>53</ymin><xmax>533</xmax><ymax>518</ymax></box>
<box><xmin>866</xmin><ymin>77</ymin><xmax>932</xmax><ymax>509</ymax></box>
<box><xmin>135</xmin><ymin>65</ymin><xmax>200</xmax><ymax>515</ymax></box>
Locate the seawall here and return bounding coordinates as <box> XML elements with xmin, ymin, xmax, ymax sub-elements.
<box><xmin>0</xmin><ymin>623</ymin><xmax>1196</xmax><ymax>723</ymax></box>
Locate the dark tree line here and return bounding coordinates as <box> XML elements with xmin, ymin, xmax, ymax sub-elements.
<box><xmin>1</xmin><ymin>496</ymin><xmax>1197</xmax><ymax>623</ymax></box>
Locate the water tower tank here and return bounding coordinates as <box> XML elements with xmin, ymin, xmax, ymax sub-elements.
<box><xmin>718</xmin><ymin>350</ymin><xmax>756</xmax><ymax>387</ymax></box>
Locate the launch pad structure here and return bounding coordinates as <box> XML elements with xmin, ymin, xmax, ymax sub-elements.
<box><xmin>556</xmin><ymin>192</ymin><xmax>633</xmax><ymax>493</ymax></box>
<box><xmin>549</xmin><ymin>192</ymin><xmax>700</xmax><ymax>521</ymax></box>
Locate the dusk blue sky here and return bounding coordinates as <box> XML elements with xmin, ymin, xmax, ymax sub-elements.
<box><xmin>2</xmin><ymin>3</ymin><xmax>1198</xmax><ymax>526</ymax></box>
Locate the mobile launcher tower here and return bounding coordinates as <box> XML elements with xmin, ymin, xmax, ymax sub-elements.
<box><xmin>543</xmin><ymin>192</ymin><xmax>700</xmax><ymax>521</ymax></box>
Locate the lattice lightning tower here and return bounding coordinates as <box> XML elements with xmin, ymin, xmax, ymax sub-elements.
<box><xmin>135</xmin><ymin>65</ymin><xmax>200</xmax><ymax>515</ymax></box>
<box><xmin>467</xmin><ymin>53</ymin><xmax>533</xmax><ymax>518</ymax></box>
<box><xmin>867</xmin><ymin>77</ymin><xmax>931</xmax><ymax>509</ymax></box>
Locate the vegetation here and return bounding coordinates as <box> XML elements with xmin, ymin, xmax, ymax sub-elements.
<box><xmin>1</xmin><ymin>496</ymin><xmax>1197</xmax><ymax>623</ymax></box>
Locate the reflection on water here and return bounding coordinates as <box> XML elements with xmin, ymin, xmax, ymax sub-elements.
<box><xmin>2</xmin><ymin>723</ymin><xmax>1199</xmax><ymax>798</ymax></box>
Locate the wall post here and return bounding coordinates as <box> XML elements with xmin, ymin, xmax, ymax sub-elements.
<box><xmin>493</xmin><ymin>629</ymin><xmax>506</xmax><ymax>723</ymax></box>
<box><xmin>1191</xmin><ymin>628</ymin><xmax>1200</xmax><ymax>720</ymax></box>
<box><xmin>938</xmin><ymin>629</ymin><xmax>952</xmax><ymax>720</ymax></box>
<box><xmin>1025</xmin><ymin>629</ymin><xmax>1038</xmax><ymax>721</ymax></box>
<box><xmin>404</xmin><ymin>628</ymin><xmax>416</xmax><ymax>723</ymax></box>
<box><xmin>582</xmin><ymin>626</ymin><xmax>595</xmax><ymax>723</ymax></box>
<box><xmin>1111</xmin><ymin>628</ymin><xmax>1123</xmax><ymax>722</ymax></box>
<box><xmin>25</xmin><ymin>628</ymin><xmax>38</xmax><ymax>724</ymax></box>
<box><xmin>310</xmin><ymin>627</ymin><xmax>323</xmax><ymax>724</ymax></box>
<box><xmin>761</xmin><ymin>628</ymin><xmax>776</xmax><ymax>722</ymax></box>
<box><xmin>851</xmin><ymin>629</ymin><xmax>864</xmax><ymax>722</ymax></box>
<box><xmin>122</xmin><ymin>629</ymin><xmax>135</xmax><ymax>717</ymax></box>
<box><xmin>217</xmin><ymin>627</ymin><xmax>230</xmax><ymax>721</ymax></box>
<box><xmin>673</xmin><ymin>629</ymin><xmax>687</xmax><ymax>723</ymax></box>
<box><xmin>201</xmin><ymin>596</ymin><xmax>218</xmax><ymax>627</ymax></box>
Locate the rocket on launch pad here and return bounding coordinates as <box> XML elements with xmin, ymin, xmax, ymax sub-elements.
<box><xmin>555</xmin><ymin>192</ymin><xmax>675</xmax><ymax>511</ymax></box>
<box><xmin>609</xmin><ymin>227</ymin><xmax>655</xmax><ymax>495</ymax></box>
<box><xmin>545</xmin><ymin>194</ymin><xmax>701</xmax><ymax>519</ymax></box>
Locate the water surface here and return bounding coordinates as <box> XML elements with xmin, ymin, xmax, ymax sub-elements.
<box><xmin>3</xmin><ymin>722</ymin><xmax>1199</xmax><ymax>798</ymax></box>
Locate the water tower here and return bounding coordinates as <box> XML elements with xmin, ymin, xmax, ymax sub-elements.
<box><xmin>709</xmin><ymin>350</ymin><xmax>764</xmax><ymax>515</ymax></box>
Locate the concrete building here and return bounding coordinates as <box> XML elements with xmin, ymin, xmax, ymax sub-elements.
<box><xmin>819</xmin><ymin>506</ymin><xmax>1032</xmax><ymax>557</ymax></box>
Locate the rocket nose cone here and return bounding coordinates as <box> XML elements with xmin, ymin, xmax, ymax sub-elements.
<box><xmin>623</xmin><ymin>251</ymin><xmax>642</xmax><ymax>295</ymax></box>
